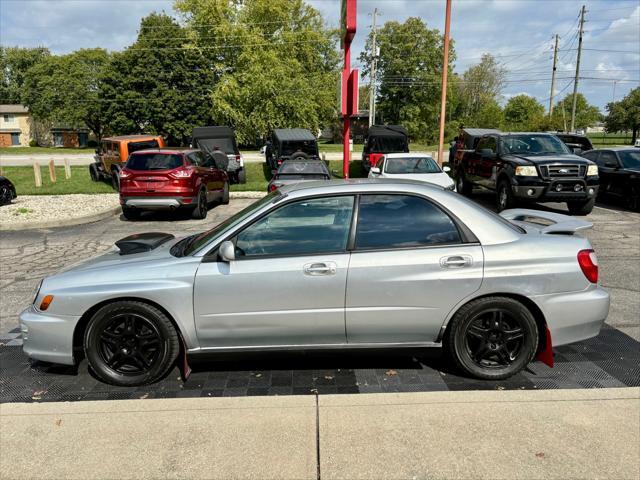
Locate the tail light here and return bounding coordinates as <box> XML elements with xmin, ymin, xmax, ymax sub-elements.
<box><xmin>577</xmin><ymin>249</ymin><xmax>598</xmax><ymax>283</ymax></box>
<box><xmin>277</xmin><ymin>159</ymin><xmax>282</xmax><ymax>165</ymax></box>
<box><xmin>169</xmin><ymin>167</ymin><xmax>194</xmax><ymax>179</ymax></box>
<box><xmin>119</xmin><ymin>169</ymin><xmax>131</xmax><ymax>179</ymax></box>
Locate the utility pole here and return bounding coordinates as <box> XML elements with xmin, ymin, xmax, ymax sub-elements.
<box><xmin>368</xmin><ymin>8</ymin><xmax>379</xmax><ymax>127</ymax></box>
<box><xmin>437</xmin><ymin>0</ymin><xmax>452</xmax><ymax>166</ymax></box>
<box><xmin>570</xmin><ymin>5</ymin><xmax>586</xmax><ymax>132</ymax></box>
<box><xmin>549</xmin><ymin>34</ymin><xmax>559</xmax><ymax>117</ymax></box>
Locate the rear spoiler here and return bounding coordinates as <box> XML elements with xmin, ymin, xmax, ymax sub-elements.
<box><xmin>500</xmin><ymin>209</ymin><xmax>593</xmax><ymax>235</ymax></box>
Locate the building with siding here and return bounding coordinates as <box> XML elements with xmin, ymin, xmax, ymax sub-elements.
<box><xmin>0</xmin><ymin>105</ymin><xmax>31</xmax><ymax>147</ymax></box>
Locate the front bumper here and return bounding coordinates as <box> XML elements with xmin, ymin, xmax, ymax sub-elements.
<box><xmin>533</xmin><ymin>285</ymin><xmax>610</xmax><ymax>347</ymax></box>
<box><xmin>20</xmin><ymin>305</ymin><xmax>80</xmax><ymax>365</ymax></box>
<box><xmin>122</xmin><ymin>196</ymin><xmax>197</xmax><ymax>209</ymax></box>
<box><xmin>512</xmin><ymin>176</ymin><xmax>599</xmax><ymax>201</ymax></box>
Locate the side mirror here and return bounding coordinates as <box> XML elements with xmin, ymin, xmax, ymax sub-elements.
<box><xmin>370</xmin><ymin>167</ymin><xmax>381</xmax><ymax>175</ymax></box>
<box><xmin>443</xmin><ymin>165</ymin><xmax>451</xmax><ymax>173</ymax></box>
<box><xmin>219</xmin><ymin>241</ymin><xmax>235</xmax><ymax>262</ymax></box>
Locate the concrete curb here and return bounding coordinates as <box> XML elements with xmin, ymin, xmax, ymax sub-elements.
<box><xmin>1</xmin><ymin>205</ymin><xmax>121</xmax><ymax>231</ymax></box>
<box><xmin>230</xmin><ymin>191</ymin><xmax>266</xmax><ymax>199</ymax></box>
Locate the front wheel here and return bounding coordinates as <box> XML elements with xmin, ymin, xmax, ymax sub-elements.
<box><xmin>89</xmin><ymin>163</ymin><xmax>100</xmax><ymax>182</ymax></box>
<box><xmin>497</xmin><ymin>179</ymin><xmax>516</xmax><ymax>212</ymax></box>
<box><xmin>456</xmin><ymin>171</ymin><xmax>472</xmax><ymax>196</ymax></box>
<box><xmin>567</xmin><ymin>197</ymin><xmax>595</xmax><ymax>215</ymax></box>
<box><xmin>444</xmin><ymin>296</ymin><xmax>538</xmax><ymax>380</ymax></box>
<box><xmin>84</xmin><ymin>301</ymin><xmax>179</xmax><ymax>386</ymax></box>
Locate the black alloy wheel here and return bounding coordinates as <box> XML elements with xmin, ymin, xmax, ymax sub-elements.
<box><xmin>84</xmin><ymin>301</ymin><xmax>179</xmax><ymax>386</ymax></box>
<box><xmin>445</xmin><ymin>296</ymin><xmax>538</xmax><ymax>380</ymax></box>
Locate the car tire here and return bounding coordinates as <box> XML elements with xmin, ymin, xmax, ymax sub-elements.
<box><xmin>237</xmin><ymin>169</ymin><xmax>246</xmax><ymax>184</ymax></box>
<box><xmin>444</xmin><ymin>296</ymin><xmax>538</xmax><ymax>380</ymax></box>
<box><xmin>567</xmin><ymin>197</ymin><xmax>595</xmax><ymax>215</ymax></box>
<box><xmin>456</xmin><ymin>171</ymin><xmax>472</xmax><ymax>196</ymax></box>
<box><xmin>627</xmin><ymin>186</ymin><xmax>639</xmax><ymax>212</ymax></box>
<box><xmin>84</xmin><ymin>301</ymin><xmax>179</xmax><ymax>386</ymax></box>
<box><xmin>111</xmin><ymin>168</ymin><xmax>120</xmax><ymax>192</ymax></box>
<box><xmin>0</xmin><ymin>186</ymin><xmax>13</xmax><ymax>206</ymax></box>
<box><xmin>122</xmin><ymin>206</ymin><xmax>140</xmax><ymax>220</ymax></box>
<box><xmin>191</xmin><ymin>189</ymin><xmax>208</xmax><ymax>219</ymax></box>
<box><xmin>497</xmin><ymin>179</ymin><xmax>516</xmax><ymax>212</ymax></box>
<box><xmin>221</xmin><ymin>181</ymin><xmax>230</xmax><ymax>205</ymax></box>
<box><xmin>89</xmin><ymin>163</ymin><xmax>100</xmax><ymax>182</ymax></box>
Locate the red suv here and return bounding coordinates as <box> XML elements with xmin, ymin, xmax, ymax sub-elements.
<box><xmin>119</xmin><ymin>149</ymin><xmax>229</xmax><ymax>220</ymax></box>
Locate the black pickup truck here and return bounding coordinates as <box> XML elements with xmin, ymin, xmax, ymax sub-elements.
<box><xmin>455</xmin><ymin>132</ymin><xmax>599</xmax><ymax>214</ymax></box>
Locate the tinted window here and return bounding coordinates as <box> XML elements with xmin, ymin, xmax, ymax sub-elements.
<box><xmin>582</xmin><ymin>151</ymin><xmax>599</xmax><ymax>163</ymax></box>
<box><xmin>281</xmin><ymin>140</ymin><xmax>318</xmax><ymax>157</ymax></box>
<box><xmin>127</xmin><ymin>153</ymin><xmax>183</xmax><ymax>170</ymax></box>
<box><xmin>369</xmin><ymin>136</ymin><xmax>408</xmax><ymax>153</ymax></box>
<box><xmin>235</xmin><ymin>196</ymin><xmax>354</xmax><ymax>257</ymax></box>
<box><xmin>355</xmin><ymin>195</ymin><xmax>461</xmax><ymax>249</ymax></box>
<box><xmin>187</xmin><ymin>153</ymin><xmax>201</xmax><ymax>166</ymax></box>
<box><xmin>277</xmin><ymin>161</ymin><xmax>328</xmax><ymax>178</ymax></box>
<box><xmin>600</xmin><ymin>151</ymin><xmax>619</xmax><ymax>167</ymax></box>
<box><xmin>619</xmin><ymin>151</ymin><xmax>640</xmax><ymax>169</ymax></box>
<box><xmin>127</xmin><ymin>139</ymin><xmax>160</xmax><ymax>155</ymax></box>
<box><xmin>385</xmin><ymin>156</ymin><xmax>440</xmax><ymax>174</ymax></box>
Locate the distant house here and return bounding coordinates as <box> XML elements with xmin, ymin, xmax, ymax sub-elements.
<box><xmin>0</xmin><ymin>104</ymin><xmax>31</xmax><ymax>147</ymax></box>
<box><xmin>0</xmin><ymin>104</ymin><xmax>91</xmax><ymax>148</ymax></box>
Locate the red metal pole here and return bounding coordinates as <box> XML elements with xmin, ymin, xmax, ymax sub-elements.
<box><xmin>437</xmin><ymin>0</ymin><xmax>452</xmax><ymax>166</ymax></box>
<box><xmin>343</xmin><ymin>43</ymin><xmax>351</xmax><ymax>179</ymax></box>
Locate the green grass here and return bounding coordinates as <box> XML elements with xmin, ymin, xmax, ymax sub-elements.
<box><xmin>0</xmin><ymin>146</ymin><xmax>95</xmax><ymax>155</ymax></box>
<box><xmin>587</xmin><ymin>132</ymin><xmax>633</xmax><ymax>147</ymax></box>
<box><xmin>3</xmin><ymin>160</ymin><xmax>369</xmax><ymax>196</ymax></box>
<box><xmin>2</xmin><ymin>166</ymin><xmax>114</xmax><ymax>195</ymax></box>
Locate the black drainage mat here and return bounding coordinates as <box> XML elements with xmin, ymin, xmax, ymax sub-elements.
<box><xmin>1</xmin><ymin>325</ymin><xmax>638</xmax><ymax>403</ymax></box>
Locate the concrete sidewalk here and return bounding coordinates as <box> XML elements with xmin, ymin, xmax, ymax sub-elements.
<box><xmin>1</xmin><ymin>388</ymin><xmax>638</xmax><ymax>480</ymax></box>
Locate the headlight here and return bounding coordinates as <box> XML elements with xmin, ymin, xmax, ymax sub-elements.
<box><xmin>587</xmin><ymin>165</ymin><xmax>599</xmax><ymax>176</ymax></box>
<box><xmin>515</xmin><ymin>166</ymin><xmax>538</xmax><ymax>176</ymax></box>
<box><xmin>32</xmin><ymin>279</ymin><xmax>43</xmax><ymax>304</ymax></box>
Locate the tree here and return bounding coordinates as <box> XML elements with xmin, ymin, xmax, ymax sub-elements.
<box><xmin>503</xmin><ymin>94</ymin><xmax>545</xmax><ymax>131</ymax></box>
<box><xmin>175</xmin><ymin>0</ymin><xmax>340</xmax><ymax>144</ymax></box>
<box><xmin>605</xmin><ymin>87</ymin><xmax>640</xmax><ymax>143</ymax></box>
<box><xmin>457</xmin><ymin>54</ymin><xmax>506</xmax><ymax>122</ymax></box>
<box><xmin>0</xmin><ymin>47</ymin><xmax>50</xmax><ymax>104</ymax></box>
<box><xmin>358</xmin><ymin>17</ymin><xmax>454</xmax><ymax>142</ymax></box>
<box><xmin>22</xmin><ymin>48</ymin><xmax>109</xmax><ymax>141</ymax></box>
<box><xmin>550</xmin><ymin>93</ymin><xmax>601</xmax><ymax>132</ymax></box>
<box><xmin>100</xmin><ymin>13</ymin><xmax>215</xmax><ymax>145</ymax></box>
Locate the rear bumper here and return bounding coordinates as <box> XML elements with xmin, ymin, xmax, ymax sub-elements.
<box><xmin>20</xmin><ymin>305</ymin><xmax>79</xmax><ymax>365</ymax></box>
<box><xmin>533</xmin><ymin>286</ymin><xmax>610</xmax><ymax>347</ymax></box>
<box><xmin>121</xmin><ymin>196</ymin><xmax>197</xmax><ymax>209</ymax></box>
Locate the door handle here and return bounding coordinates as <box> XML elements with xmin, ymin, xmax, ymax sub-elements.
<box><xmin>440</xmin><ymin>255</ymin><xmax>472</xmax><ymax>268</ymax></box>
<box><xmin>303</xmin><ymin>262</ymin><xmax>336</xmax><ymax>276</ymax></box>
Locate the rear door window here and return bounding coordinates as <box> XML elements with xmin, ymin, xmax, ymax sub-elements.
<box><xmin>355</xmin><ymin>194</ymin><xmax>461</xmax><ymax>249</ymax></box>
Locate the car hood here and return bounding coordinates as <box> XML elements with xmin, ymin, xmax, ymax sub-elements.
<box><xmin>506</xmin><ymin>154</ymin><xmax>592</xmax><ymax>166</ymax></box>
<box><xmin>376</xmin><ymin>172</ymin><xmax>454</xmax><ymax>188</ymax></box>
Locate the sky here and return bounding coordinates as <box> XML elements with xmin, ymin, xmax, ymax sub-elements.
<box><xmin>1</xmin><ymin>0</ymin><xmax>638</xmax><ymax>112</ymax></box>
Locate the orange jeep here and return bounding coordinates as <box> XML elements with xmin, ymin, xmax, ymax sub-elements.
<box><xmin>89</xmin><ymin>135</ymin><xmax>166</xmax><ymax>190</ymax></box>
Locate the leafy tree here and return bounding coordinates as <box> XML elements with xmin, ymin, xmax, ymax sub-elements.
<box><xmin>0</xmin><ymin>47</ymin><xmax>50</xmax><ymax>104</ymax></box>
<box><xmin>457</xmin><ymin>54</ymin><xmax>506</xmax><ymax>122</ymax></box>
<box><xmin>604</xmin><ymin>87</ymin><xmax>640</xmax><ymax>143</ymax></box>
<box><xmin>550</xmin><ymin>93</ymin><xmax>601</xmax><ymax>132</ymax></box>
<box><xmin>175</xmin><ymin>0</ymin><xmax>340</xmax><ymax>144</ymax></box>
<box><xmin>100</xmin><ymin>13</ymin><xmax>215</xmax><ymax>145</ymax></box>
<box><xmin>358</xmin><ymin>17</ymin><xmax>454</xmax><ymax>143</ymax></box>
<box><xmin>22</xmin><ymin>48</ymin><xmax>109</xmax><ymax>140</ymax></box>
<box><xmin>503</xmin><ymin>94</ymin><xmax>545</xmax><ymax>131</ymax></box>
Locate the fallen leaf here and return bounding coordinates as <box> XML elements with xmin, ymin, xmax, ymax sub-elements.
<box><xmin>535</xmin><ymin>452</ymin><xmax>545</xmax><ymax>458</ymax></box>
<box><xmin>55</xmin><ymin>419</ymin><xmax>63</xmax><ymax>427</ymax></box>
<box><xmin>385</xmin><ymin>369</ymin><xmax>398</xmax><ymax>376</ymax></box>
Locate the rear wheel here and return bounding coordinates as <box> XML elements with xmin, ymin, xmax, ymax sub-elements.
<box><xmin>456</xmin><ymin>171</ymin><xmax>472</xmax><ymax>196</ymax></box>
<box><xmin>445</xmin><ymin>296</ymin><xmax>538</xmax><ymax>380</ymax></box>
<box><xmin>0</xmin><ymin>186</ymin><xmax>13</xmax><ymax>205</ymax></box>
<box><xmin>221</xmin><ymin>181</ymin><xmax>230</xmax><ymax>205</ymax></box>
<box><xmin>84</xmin><ymin>301</ymin><xmax>179</xmax><ymax>386</ymax></box>
<box><xmin>89</xmin><ymin>163</ymin><xmax>100</xmax><ymax>182</ymax></box>
<box><xmin>111</xmin><ymin>168</ymin><xmax>120</xmax><ymax>192</ymax></box>
<box><xmin>237</xmin><ymin>169</ymin><xmax>246</xmax><ymax>184</ymax></box>
<box><xmin>497</xmin><ymin>179</ymin><xmax>516</xmax><ymax>211</ymax></box>
<box><xmin>191</xmin><ymin>189</ymin><xmax>208</xmax><ymax>219</ymax></box>
<box><xmin>121</xmin><ymin>206</ymin><xmax>140</xmax><ymax>220</ymax></box>
<box><xmin>628</xmin><ymin>186</ymin><xmax>640</xmax><ymax>212</ymax></box>
<box><xmin>567</xmin><ymin>197</ymin><xmax>595</xmax><ymax>215</ymax></box>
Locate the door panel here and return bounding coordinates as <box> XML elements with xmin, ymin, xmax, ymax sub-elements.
<box><xmin>346</xmin><ymin>245</ymin><xmax>484</xmax><ymax>343</ymax></box>
<box><xmin>194</xmin><ymin>254</ymin><xmax>350</xmax><ymax>347</ymax></box>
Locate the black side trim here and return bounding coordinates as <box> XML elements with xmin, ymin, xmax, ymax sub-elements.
<box><xmin>115</xmin><ymin>232</ymin><xmax>175</xmax><ymax>255</ymax></box>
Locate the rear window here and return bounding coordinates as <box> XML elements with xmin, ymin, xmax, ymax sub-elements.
<box><xmin>127</xmin><ymin>153</ymin><xmax>183</xmax><ymax>170</ymax></box>
<box><xmin>127</xmin><ymin>139</ymin><xmax>160</xmax><ymax>155</ymax></box>
<box><xmin>278</xmin><ymin>161</ymin><xmax>327</xmax><ymax>175</ymax></box>
<box><xmin>368</xmin><ymin>136</ymin><xmax>408</xmax><ymax>153</ymax></box>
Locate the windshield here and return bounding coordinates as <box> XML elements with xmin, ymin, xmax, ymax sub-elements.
<box><xmin>127</xmin><ymin>153</ymin><xmax>183</xmax><ymax>170</ymax></box>
<box><xmin>384</xmin><ymin>157</ymin><xmax>440</xmax><ymax>174</ymax></box>
<box><xmin>500</xmin><ymin>135</ymin><xmax>571</xmax><ymax>156</ymax></box>
<box><xmin>181</xmin><ymin>191</ymin><xmax>281</xmax><ymax>256</ymax></box>
<box><xmin>281</xmin><ymin>140</ymin><xmax>317</xmax><ymax>157</ymax></box>
<box><xmin>619</xmin><ymin>151</ymin><xmax>640</xmax><ymax>169</ymax></box>
<box><xmin>369</xmin><ymin>136</ymin><xmax>408</xmax><ymax>153</ymax></box>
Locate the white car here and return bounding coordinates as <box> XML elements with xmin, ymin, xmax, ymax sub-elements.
<box><xmin>368</xmin><ymin>153</ymin><xmax>455</xmax><ymax>190</ymax></box>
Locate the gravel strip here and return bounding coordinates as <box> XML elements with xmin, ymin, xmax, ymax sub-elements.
<box><xmin>0</xmin><ymin>194</ymin><xmax>120</xmax><ymax>227</ymax></box>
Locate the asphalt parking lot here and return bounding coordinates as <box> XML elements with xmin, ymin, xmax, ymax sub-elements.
<box><xmin>1</xmin><ymin>192</ymin><xmax>638</xmax><ymax>402</ymax></box>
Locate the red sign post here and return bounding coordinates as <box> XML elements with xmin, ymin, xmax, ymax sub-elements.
<box><xmin>341</xmin><ymin>0</ymin><xmax>357</xmax><ymax>179</ymax></box>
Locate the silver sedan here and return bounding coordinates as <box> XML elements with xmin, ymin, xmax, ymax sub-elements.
<box><xmin>20</xmin><ymin>179</ymin><xmax>609</xmax><ymax>386</ymax></box>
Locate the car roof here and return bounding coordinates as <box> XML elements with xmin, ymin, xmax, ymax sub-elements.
<box><xmin>102</xmin><ymin>135</ymin><xmax>162</xmax><ymax>142</ymax></box>
<box><xmin>129</xmin><ymin>148</ymin><xmax>198</xmax><ymax>155</ymax></box>
<box><xmin>462</xmin><ymin>128</ymin><xmax>501</xmax><ymax>137</ymax></box>
<box><xmin>383</xmin><ymin>152</ymin><xmax>435</xmax><ymax>159</ymax></box>
<box><xmin>273</xmin><ymin>128</ymin><xmax>317</xmax><ymax>142</ymax></box>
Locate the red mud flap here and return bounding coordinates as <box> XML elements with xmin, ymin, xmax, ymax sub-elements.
<box><xmin>535</xmin><ymin>326</ymin><xmax>554</xmax><ymax>368</ymax></box>
<box><xmin>178</xmin><ymin>335</ymin><xmax>192</xmax><ymax>381</ymax></box>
